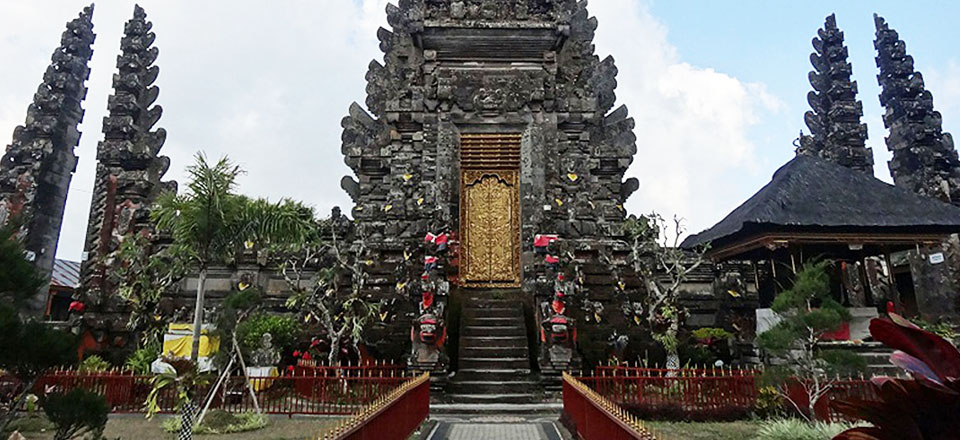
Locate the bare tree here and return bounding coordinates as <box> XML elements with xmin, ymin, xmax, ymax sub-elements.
<box><xmin>280</xmin><ymin>218</ymin><xmax>378</xmax><ymax>365</ymax></box>
<box><xmin>625</xmin><ymin>213</ymin><xmax>708</xmax><ymax>369</ymax></box>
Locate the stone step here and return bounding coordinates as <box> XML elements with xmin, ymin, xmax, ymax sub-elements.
<box><xmin>460</xmin><ymin>357</ymin><xmax>530</xmax><ymax>370</ymax></box>
<box><xmin>460</xmin><ymin>346</ymin><xmax>528</xmax><ymax>358</ymax></box>
<box><xmin>429</xmin><ymin>403</ymin><xmax>562</xmax><ymax>415</ymax></box>
<box><xmin>465</xmin><ymin>299</ymin><xmax>522</xmax><ymax>308</ymax></box>
<box><xmin>462</xmin><ymin>307</ymin><xmax>522</xmax><ymax>319</ymax></box>
<box><xmin>455</xmin><ymin>368</ymin><xmax>532</xmax><ymax>382</ymax></box>
<box><xmin>463</xmin><ymin>316</ymin><xmax>524</xmax><ymax>326</ymax></box>
<box><xmin>446</xmin><ymin>380</ymin><xmax>540</xmax><ymax>394</ymax></box>
<box><xmin>445</xmin><ymin>393</ymin><xmax>540</xmax><ymax>404</ymax></box>
<box><xmin>463</xmin><ymin>325</ymin><xmax>526</xmax><ymax>337</ymax></box>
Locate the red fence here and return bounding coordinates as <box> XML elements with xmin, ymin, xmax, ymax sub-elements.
<box><xmin>562</xmin><ymin>373</ymin><xmax>660</xmax><ymax>440</ymax></box>
<box><xmin>580</xmin><ymin>366</ymin><xmax>876</xmax><ymax>421</ymax></box>
<box><xmin>318</xmin><ymin>373</ymin><xmax>430</xmax><ymax>440</ymax></box>
<box><xmin>3</xmin><ymin>364</ymin><xmax>410</xmax><ymax>415</ymax></box>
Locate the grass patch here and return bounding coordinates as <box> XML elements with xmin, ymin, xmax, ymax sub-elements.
<box><xmin>5</xmin><ymin>415</ymin><xmax>55</xmax><ymax>434</ymax></box>
<box><xmin>755</xmin><ymin>419</ymin><xmax>863</xmax><ymax>440</ymax></box>
<box><xmin>645</xmin><ymin>421</ymin><xmax>761</xmax><ymax>440</ymax></box>
<box><xmin>162</xmin><ymin>411</ymin><xmax>268</xmax><ymax>434</ymax></box>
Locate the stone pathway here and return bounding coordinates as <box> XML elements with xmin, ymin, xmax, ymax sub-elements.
<box><xmin>426</xmin><ymin>416</ymin><xmax>566</xmax><ymax>440</ymax></box>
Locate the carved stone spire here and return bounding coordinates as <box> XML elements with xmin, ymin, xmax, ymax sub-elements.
<box><xmin>0</xmin><ymin>5</ymin><xmax>95</xmax><ymax>315</ymax></box>
<box><xmin>80</xmin><ymin>5</ymin><xmax>175</xmax><ymax>305</ymax></box>
<box><xmin>797</xmin><ymin>14</ymin><xmax>873</xmax><ymax>174</ymax></box>
<box><xmin>874</xmin><ymin>14</ymin><xmax>960</xmax><ymax>205</ymax></box>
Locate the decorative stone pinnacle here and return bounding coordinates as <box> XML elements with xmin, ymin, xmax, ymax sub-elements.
<box><xmin>874</xmin><ymin>13</ymin><xmax>960</xmax><ymax>205</ymax></box>
<box><xmin>797</xmin><ymin>13</ymin><xmax>873</xmax><ymax>174</ymax></box>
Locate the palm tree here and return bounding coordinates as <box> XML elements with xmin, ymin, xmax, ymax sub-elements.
<box><xmin>153</xmin><ymin>153</ymin><xmax>310</xmax><ymax>361</ymax></box>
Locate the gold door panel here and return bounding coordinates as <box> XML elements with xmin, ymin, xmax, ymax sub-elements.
<box><xmin>460</xmin><ymin>170</ymin><xmax>521</xmax><ymax>287</ymax></box>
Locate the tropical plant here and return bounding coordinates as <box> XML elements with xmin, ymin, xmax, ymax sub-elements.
<box><xmin>280</xmin><ymin>217</ymin><xmax>379</xmax><ymax>365</ymax></box>
<box><xmin>756</xmin><ymin>260</ymin><xmax>865</xmax><ymax>421</ymax></box>
<box><xmin>162</xmin><ymin>410</ymin><xmax>267</xmax><ymax>434</ymax></box>
<box><xmin>77</xmin><ymin>355</ymin><xmax>111</xmax><ymax>373</ymax></box>
<box><xmin>124</xmin><ymin>343</ymin><xmax>160</xmax><ymax>374</ymax></box>
<box><xmin>624</xmin><ymin>213</ymin><xmax>709</xmax><ymax>369</ymax></box>
<box><xmin>0</xmin><ymin>305</ymin><xmax>77</xmax><ymax>432</ymax></box>
<box><xmin>152</xmin><ymin>153</ymin><xmax>310</xmax><ymax>361</ymax></box>
<box><xmin>146</xmin><ymin>357</ymin><xmax>210</xmax><ymax>440</ymax></box>
<box><xmin>832</xmin><ymin>313</ymin><xmax>960</xmax><ymax>439</ymax></box>
<box><xmin>756</xmin><ymin>419</ymin><xmax>862</xmax><ymax>440</ymax></box>
<box><xmin>112</xmin><ymin>232</ymin><xmax>185</xmax><ymax>348</ymax></box>
<box><xmin>40</xmin><ymin>388</ymin><xmax>109</xmax><ymax>440</ymax></box>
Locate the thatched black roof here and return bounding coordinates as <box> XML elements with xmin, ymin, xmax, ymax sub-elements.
<box><xmin>681</xmin><ymin>156</ymin><xmax>960</xmax><ymax>249</ymax></box>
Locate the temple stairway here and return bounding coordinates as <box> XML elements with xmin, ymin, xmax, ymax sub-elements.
<box><xmin>443</xmin><ymin>292</ymin><xmax>547</xmax><ymax>408</ymax></box>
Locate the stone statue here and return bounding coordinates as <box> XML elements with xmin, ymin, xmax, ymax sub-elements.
<box><xmin>250</xmin><ymin>333</ymin><xmax>281</xmax><ymax>367</ymax></box>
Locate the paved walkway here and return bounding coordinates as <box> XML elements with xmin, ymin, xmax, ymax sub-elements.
<box><xmin>426</xmin><ymin>416</ymin><xmax>566</xmax><ymax>440</ymax></box>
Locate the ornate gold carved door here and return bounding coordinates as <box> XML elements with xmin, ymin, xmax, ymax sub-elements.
<box><xmin>460</xmin><ymin>170</ymin><xmax>521</xmax><ymax>287</ymax></box>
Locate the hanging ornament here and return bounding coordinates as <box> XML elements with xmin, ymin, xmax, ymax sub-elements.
<box><xmin>383</xmin><ymin>204</ymin><xmax>393</xmax><ymax>212</ymax></box>
<box><xmin>567</xmin><ymin>173</ymin><xmax>579</xmax><ymax>182</ymax></box>
<box><xmin>402</xmin><ymin>173</ymin><xmax>414</xmax><ymax>182</ymax></box>
<box><xmin>417</xmin><ymin>198</ymin><xmax>425</xmax><ymax>206</ymax></box>
<box><xmin>422</xmin><ymin>291</ymin><xmax>435</xmax><ymax>309</ymax></box>
<box><xmin>238</xmin><ymin>282</ymin><xmax>250</xmax><ymax>291</ymax></box>
<box><xmin>555</xmin><ymin>198</ymin><xmax>564</xmax><ymax>207</ymax></box>
<box><xmin>244</xmin><ymin>240</ymin><xmax>255</xmax><ymax>250</ymax></box>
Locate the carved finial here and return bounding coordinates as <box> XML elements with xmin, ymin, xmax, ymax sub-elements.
<box><xmin>797</xmin><ymin>13</ymin><xmax>872</xmax><ymax>174</ymax></box>
<box><xmin>874</xmin><ymin>14</ymin><xmax>960</xmax><ymax>205</ymax></box>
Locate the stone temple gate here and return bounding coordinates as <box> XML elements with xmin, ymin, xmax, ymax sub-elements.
<box><xmin>340</xmin><ymin>0</ymin><xmax>639</xmax><ymax>291</ymax></box>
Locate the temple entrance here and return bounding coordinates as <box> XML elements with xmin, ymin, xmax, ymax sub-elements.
<box><xmin>459</xmin><ymin>134</ymin><xmax>522</xmax><ymax>288</ymax></box>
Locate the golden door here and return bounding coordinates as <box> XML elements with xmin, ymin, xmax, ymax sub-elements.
<box><xmin>460</xmin><ymin>170</ymin><xmax>521</xmax><ymax>287</ymax></box>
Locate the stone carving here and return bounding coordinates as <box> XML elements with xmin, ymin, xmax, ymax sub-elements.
<box><xmin>78</xmin><ymin>6</ymin><xmax>175</xmax><ymax>347</ymax></box>
<box><xmin>250</xmin><ymin>333</ymin><xmax>281</xmax><ymax>367</ymax></box>
<box><xmin>798</xmin><ymin>14</ymin><xmax>873</xmax><ymax>174</ymax></box>
<box><xmin>342</xmin><ymin>0</ymin><xmax>639</xmax><ymax>369</ymax></box>
<box><xmin>875</xmin><ymin>14</ymin><xmax>960</xmax><ymax>206</ymax></box>
<box><xmin>0</xmin><ymin>5</ymin><xmax>95</xmax><ymax>316</ymax></box>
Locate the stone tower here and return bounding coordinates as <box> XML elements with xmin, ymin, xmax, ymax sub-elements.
<box><xmin>79</xmin><ymin>5</ymin><xmax>175</xmax><ymax>345</ymax></box>
<box><xmin>340</xmin><ymin>0</ymin><xmax>640</xmax><ymax>364</ymax></box>
<box><xmin>798</xmin><ymin>14</ymin><xmax>872</xmax><ymax>174</ymax></box>
<box><xmin>0</xmin><ymin>5</ymin><xmax>95</xmax><ymax>315</ymax></box>
<box><xmin>874</xmin><ymin>14</ymin><xmax>960</xmax><ymax>205</ymax></box>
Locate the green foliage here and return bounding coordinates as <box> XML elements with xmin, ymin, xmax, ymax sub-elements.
<box><xmin>41</xmin><ymin>388</ymin><xmax>109</xmax><ymax>440</ymax></box>
<box><xmin>692</xmin><ymin>327</ymin><xmax>734</xmax><ymax>341</ymax></box>
<box><xmin>124</xmin><ymin>344</ymin><xmax>159</xmax><ymax>375</ymax></box>
<box><xmin>0</xmin><ymin>220</ymin><xmax>45</xmax><ymax>306</ymax></box>
<box><xmin>0</xmin><ymin>305</ymin><xmax>77</xmax><ymax>381</ymax></box>
<box><xmin>755</xmin><ymin>419</ymin><xmax>862</xmax><ymax>440</ymax></box>
<box><xmin>146</xmin><ymin>358</ymin><xmax>210</xmax><ymax>417</ymax></box>
<box><xmin>152</xmin><ymin>153</ymin><xmax>312</xmax><ymax>268</ymax></box>
<box><xmin>753</xmin><ymin>386</ymin><xmax>786</xmax><ymax>419</ymax></box>
<box><xmin>236</xmin><ymin>314</ymin><xmax>299</xmax><ymax>355</ymax></box>
<box><xmin>112</xmin><ymin>233</ymin><xmax>184</xmax><ymax>346</ymax></box>
<box><xmin>162</xmin><ymin>411</ymin><xmax>268</xmax><ymax>434</ymax></box>
<box><xmin>817</xmin><ymin>349</ymin><xmax>867</xmax><ymax>376</ymax></box>
<box><xmin>78</xmin><ymin>355</ymin><xmax>111</xmax><ymax>373</ymax></box>
<box><xmin>756</xmin><ymin>261</ymin><xmax>864</xmax><ymax>421</ymax></box>
<box><xmin>224</xmin><ymin>289</ymin><xmax>262</xmax><ymax>311</ymax></box>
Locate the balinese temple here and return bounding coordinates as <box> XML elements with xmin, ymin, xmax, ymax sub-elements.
<box><xmin>684</xmin><ymin>15</ymin><xmax>960</xmax><ymax>338</ymax></box>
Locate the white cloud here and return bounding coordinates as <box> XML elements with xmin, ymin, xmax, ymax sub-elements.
<box><xmin>589</xmin><ymin>0</ymin><xmax>783</xmax><ymax>235</ymax></box>
<box><xmin>0</xmin><ymin>0</ymin><xmax>784</xmax><ymax>260</ymax></box>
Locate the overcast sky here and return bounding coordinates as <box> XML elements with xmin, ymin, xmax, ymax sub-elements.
<box><xmin>2</xmin><ymin>1</ymin><xmax>959</xmax><ymax>262</ymax></box>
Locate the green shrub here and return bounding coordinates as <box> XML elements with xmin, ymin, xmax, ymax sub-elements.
<box><xmin>124</xmin><ymin>344</ymin><xmax>159</xmax><ymax>374</ymax></box>
<box><xmin>78</xmin><ymin>355</ymin><xmax>111</xmax><ymax>373</ymax></box>
<box><xmin>162</xmin><ymin>411</ymin><xmax>268</xmax><ymax>434</ymax></box>
<box><xmin>755</xmin><ymin>419</ymin><xmax>862</xmax><ymax>440</ymax></box>
<box><xmin>41</xmin><ymin>388</ymin><xmax>109</xmax><ymax>440</ymax></box>
<box><xmin>236</xmin><ymin>314</ymin><xmax>299</xmax><ymax>354</ymax></box>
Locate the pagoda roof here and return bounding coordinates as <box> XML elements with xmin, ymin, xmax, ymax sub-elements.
<box><xmin>681</xmin><ymin>156</ymin><xmax>960</xmax><ymax>258</ymax></box>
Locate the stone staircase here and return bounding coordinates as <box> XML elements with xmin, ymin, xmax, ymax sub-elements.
<box><xmin>445</xmin><ymin>294</ymin><xmax>541</xmax><ymax>405</ymax></box>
